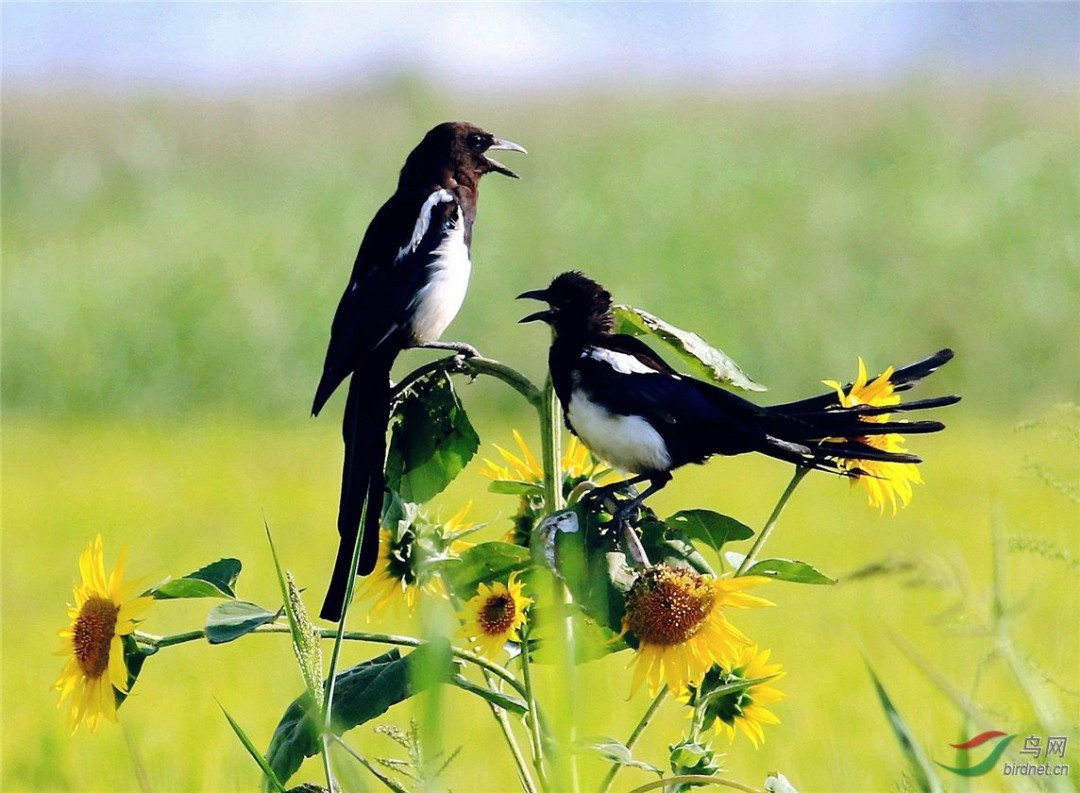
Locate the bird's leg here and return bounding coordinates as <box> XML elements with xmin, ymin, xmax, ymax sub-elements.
<box><xmin>579</xmin><ymin>473</ymin><xmax>651</xmax><ymax>512</ymax></box>
<box><xmin>611</xmin><ymin>473</ymin><xmax>673</xmax><ymax>568</ymax></box>
<box><xmin>417</xmin><ymin>340</ymin><xmax>481</xmax><ymax>359</ymax></box>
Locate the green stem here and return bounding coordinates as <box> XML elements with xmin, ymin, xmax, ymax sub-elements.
<box><xmin>320</xmin><ymin>499</ymin><xmax>371</xmax><ymax>793</ymax></box>
<box><xmin>392</xmin><ymin>355</ymin><xmax>542</xmax><ymax>407</ymax></box>
<box><xmin>519</xmin><ymin>627</ymin><xmax>548</xmax><ymax>791</ymax></box>
<box><xmin>625</xmin><ymin>776</ymin><xmax>763</xmax><ymax>793</ymax></box>
<box><xmin>328</xmin><ymin>734</ymin><xmax>410</xmax><ymax>793</ymax></box>
<box><xmin>483</xmin><ymin>669</ymin><xmax>540</xmax><ymax>793</ymax></box>
<box><xmin>132</xmin><ymin>626</ymin><xmax>526</xmax><ymax>698</ymax></box>
<box><xmin>735</xmin><ymin>466</ymin><xmax>810</xmax><ymax>576</ymax></box>
<box><xmin>597</xmin><ymin>686</ymin><xmax>667</xmax><ymax>793</ymax></box>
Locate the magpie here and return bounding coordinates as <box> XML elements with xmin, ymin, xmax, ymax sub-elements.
<box><xmin>314</xmin><ymin>122</ymin><xmax>525</xmax><ymax>622</ymax></box>
<box><xmin>518</xmin><ymin>271</ymin><xmax>960</xmax><ymax>523</ymax></box>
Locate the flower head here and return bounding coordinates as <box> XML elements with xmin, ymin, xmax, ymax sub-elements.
<box><xmin>824</xmin><ymin>357</ymin><xmax>924</xmax><ymax>512</ymax></box>
<box><xmin>359</xmin><ymin>502</ymin><xmax>473</xmax><ymax>618</ymax></box>
<box><xmin>481</xmin><ymin>431</ymin><xmax>613</xmax><ymax>545</ymax></box>
<box><xmin>458</xmin><ymin>573</ymin><xmax>532</xmax><ymax>658</ymax></box>
<box><xmin>54</xmin><ymin>536</ymin><xmax>153</xmax><ymax>732</ymax></box>
<box><xmin>622</xmin><ymin>566</ymin><xmax>771</xmax><ymax>696</ymax></box>
<box><xmin>686</xmin><ymin>644</ymin><xmax>785</xmax><ymax>748</ymax></box>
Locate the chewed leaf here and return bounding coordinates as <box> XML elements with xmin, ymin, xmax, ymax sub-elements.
<box><xmin>151</xmin><ymin>557</ymin><xmax>241</xmax><ymax>599</ymax></box>
<box><xmin>386</xmin><ymin>370</ymin><xmax>480</xmax><ymax>504</ymax></box>
<box><xmin>613</xmin><ymin>305</ymin><xmax>766</xmax><ymax>392</ymax></box>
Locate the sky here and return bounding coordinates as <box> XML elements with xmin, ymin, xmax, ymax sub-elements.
<box><xmin>4</xmin><ymin>3</ymin><xmax>1077</xmax><ymax>93</ymax></box>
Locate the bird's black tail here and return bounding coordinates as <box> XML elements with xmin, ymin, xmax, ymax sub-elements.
<box><xmin>320</xmin><ymin>353</ymin><xmax>393</xmax><ymax>622</ymax></box>
<box><xmin>759</xmin><ymin>348</ymin><xmax>960</xmax><ymax>474</ymax></box>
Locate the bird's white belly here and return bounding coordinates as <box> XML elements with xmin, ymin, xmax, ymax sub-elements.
<box><xmin>410</xmin><ymin>218</ymin><xmax>471</xmax><ymax>344</ymax></box>
<box><xmin>567</xmin><ymin>391</ymin><xmax>672</xmax><ymax>474</ymax></box>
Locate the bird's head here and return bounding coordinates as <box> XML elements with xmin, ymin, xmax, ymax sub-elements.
<box><xmin>518</xmin><ymin>271</ymin><xmax>615</xmax><ymax>338</ymax></box>
<box><xmin>401</xmin><ymin>122</ymin><xmax>526</xmax><ymax>189</ymax></box>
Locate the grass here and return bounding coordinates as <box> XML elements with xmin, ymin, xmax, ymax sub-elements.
<box><xmin>2</xmin><ymin>80</ymin><xmax>1077</xmax><ymax>418</ymax></box>
<box><xmin>2</xmin><ymin>78</ymin><xmax>1078</xmax><ymax>791</ymax></box>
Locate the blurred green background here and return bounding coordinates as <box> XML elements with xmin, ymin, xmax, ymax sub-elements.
<box><xmin>3</xmin><ymin>5</ymin><xmax>1079</xmax><ymax>791</ymax></box>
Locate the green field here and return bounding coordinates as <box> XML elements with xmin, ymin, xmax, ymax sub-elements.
<box><xmin>3</xmin><ymin>80</ymin><xmax>1078</xmax><ymax>791</ymax></box>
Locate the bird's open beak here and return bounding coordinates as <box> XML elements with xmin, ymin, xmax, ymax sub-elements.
<box><xmin>485</xmin><ymin>138</ymin><xmax>527</xmax><ymax>179</ymax></box>
<box><xmin>516</xmin><ymin>288</ymin><xmax>551</xmax><ymax>323</ymax></box>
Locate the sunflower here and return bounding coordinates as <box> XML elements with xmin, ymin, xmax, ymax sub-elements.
<box><xmin>481</xmin><ymin>430</ymin><xmax>613</xmax><ymax>545</ymax></box>
<box><xmin>686</xmin><ymin>644</ymin><xmax>785</xmax><ymax>748</ymax></box>
<box><xmin>358</xmin><ymin>502</ymin><xmax>474</xmax><ymax>618</ymax></box>
<box><xmin>823</xmin><ymin>357</ymin><xmax>923</xmax><ymax>512</ymax></box>
<box><xmin>54</xmin><ymin>536</ymin><xmax>153</xmax><ymax>732</ymax></box>
<box><xmin>622</xmin><ymin>566</ymin><xmax>771</xmax><ymax>697</ymax></box>
<box><xmin>457</xmin><ymin>573</ymin><xmax>532</xmax><ymax>658</ymax></box>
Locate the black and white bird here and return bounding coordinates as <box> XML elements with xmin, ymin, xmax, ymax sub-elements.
<box><xmin>518</xmin><ymin>271</ymin><xmax>959</xmax><ymax>520</ymax></box>
<box><xmin>314</xmin><ymin>122</ymin><xmax>525</xmax><ymax>621</ymax></box>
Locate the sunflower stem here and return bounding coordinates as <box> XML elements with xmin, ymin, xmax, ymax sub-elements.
<box><xmin>519</xmin><ymin>627</ymin><xmax>549</xmax><ymax>791</ymax></box>
<box><xmin>597</xmin><ymin>685</ymin><xmax>667</xmax><ymax>793</ymax></box>
<box><xmin>391</xmin><ymin>355</ymin><xmax>542</xmax><ymax>408</ymax></box>
<box><xmin>735</xmin><ymin>466</ymin><xmax>810</xmax><ymax>576</ymax></box>
<box><xmin>131</xmin><ymin>626</ymin><xmax>527</xmax><ymax>698</ymax></box>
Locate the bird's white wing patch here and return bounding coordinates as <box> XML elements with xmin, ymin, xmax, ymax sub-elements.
<box><xmin>396</xmin><ymin>188</ymin><xmax>455</xmax><ymax>263</ymax></box>
<box><xmin>567</xmin><ymin>390</ymin><xmax>672</xmax><ymax>473</ymax></box>
<box><xmin>585</xmin><ymin>347</ymin><xmax>660</xmax><ymax>375</ymax></box>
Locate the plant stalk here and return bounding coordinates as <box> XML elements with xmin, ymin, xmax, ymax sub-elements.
<box><xmin>735</xmin><ymin>466</ymin><xmax>810</xmax><ymax>576</ymax></box>
<box><xmin>597</xmin><ymin>685</ymin><xmax>667</xmax><ymax>793</ymax></box>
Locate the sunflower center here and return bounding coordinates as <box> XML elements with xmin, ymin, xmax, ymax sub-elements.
<box><xmin>73</xmin><ymin>596</ymin><xmax>119</xmax><ymax>679</ymax></box>
<box><xmin>625</xmin><ymin>566</ymin><xmax>715</xmax><ymax>646</ymax></box>
<box><xmin>479</xmin><ymin>594</ymin><xmax>516</xmax><ymax>636</ymax></box>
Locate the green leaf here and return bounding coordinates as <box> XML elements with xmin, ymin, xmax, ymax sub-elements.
<box><xmin>743</xmin><ymin>558</ymin><xmax>836</xmax><ymax>585</ymax></box>
<box><xmin>487</xmin><ymin>480</ymin><xmax>542</xmax><ymax>497</ymax></box>
<box><xmin>385</xmin><ymin>370</ymin><xmax>480</xmax><ymax>504</ymax></box>
<box><xmin>115</xmin><ymin>634</ymin><xmax>150</xmax><ymax>710</ymax></box>
<box><xmin>205</xmin><ymin>600</ymin><xmax>280</xmax><ymax>644</ymax></box>
<box><xmin>666</xmin><ymin>509</ymin><xmax>753</xmax><ymax>555</ymax></box>
<box><xmin>442</xmin><ymin>542</ymin><xmax>530</xmax><ymax>599</ymax></box>
<box><xmin>613</xmin><ymin>305</ymin><xmax>766</xmax><ymax>392</ymax></box>
<box><xmin>586</xmin><ymin>738</ymin><xmax>662</xmax><ymax>775</ymax></box>
<box><xmin>218</xmin><ymin>702</ymin><xmax>287</xmax><ymax>793</ymax></box>
<box><xmin>265</xmin><ymin>647</ymin><xmax>450</xmax><ymax>787</ymax></box>
<box><xmin>865</xmin><ymin>662</ymin><xmax>944</xmax><ymax>793</ymax></box>
<box><xmin>151</xmin><ymin>557</ymin><xmax>241</xmax><ymax>599</ymax></box>
<box><xmin>263</xmin><ymin>691</ymin><xmax>320</xmax><ymax>790</ymax></box>
<box><xmin>451</xmin><ymin>675</ymin><xmax>527</xmax><ymax>714</ymax></box>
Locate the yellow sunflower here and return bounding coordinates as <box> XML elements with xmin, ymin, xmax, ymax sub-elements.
<box><xmin>622</xmin><ymin>566</ymin><xmax>771</xmax><ymax>697</ymax></box>
<box><xmin>686</xmin><ymin>644</ymin><xmax>785</xmax><ymax>748</ymax></box>
<box><xmin>358</xmin><ymin>502</ymin><xmax>473</xmax><ymax>619</ymax></box>
<box><xmin>823</xmin><ymin>357</ymin><xmax>923</xmax><ymax>512</ymax></box>
<box><xmin>54</xmin><ymin>536</ymin><xmax>153</xmax><ymax>732</ymax></box>
<box><xmin>481</xmin><ymin>429</ymin><xmax>608</xmax><ymax>484</ymax></box>
<box><xmin>481</xmin><ymin>430</ymin><xmax>613</xmax><ymax>545</ymax></box>
<box><xmin>457</xmin><ymin>573</ymin><xmax>532</xmax><ymax>659</ymax></box>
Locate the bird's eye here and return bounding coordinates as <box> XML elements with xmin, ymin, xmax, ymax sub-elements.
<box><xmin>467</xmin><ymin>133</ymin><xmax>487</xmax><ymax>152</ymax></box>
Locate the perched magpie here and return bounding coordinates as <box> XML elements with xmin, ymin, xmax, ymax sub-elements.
<box><xmin>519</xmin><ymin>271</ymin><xmax>960</xmax><ymax>520</ymax></box>
<box><xmin>314</xmin><ymin>122</ymin><xmax>525</xmax><ymax>621</ymax></box>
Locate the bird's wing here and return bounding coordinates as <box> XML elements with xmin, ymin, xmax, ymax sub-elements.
<box><xmin>312</xmin><ymin>189</ymin><xmax>460</xmax><ymax>414</ymax></box>
<box><xmin>575</xmin><ymin>347</ymin><xmax>770</xmax><ymax>458</ymax></box>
